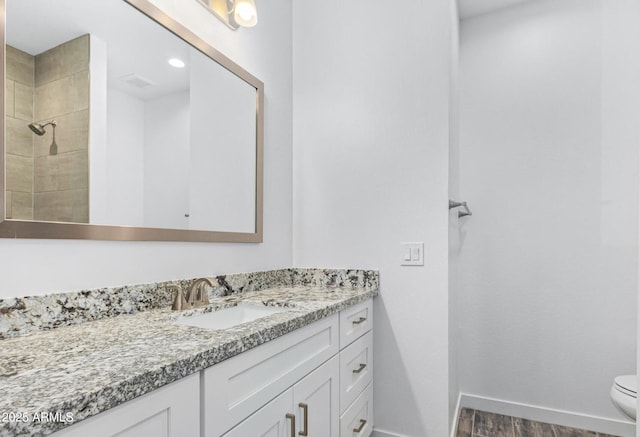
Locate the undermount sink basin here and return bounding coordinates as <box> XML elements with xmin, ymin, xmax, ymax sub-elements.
<box><xmin>173</xmin><ymin>303</ymin><xmax>286</xmax><ymax>330</ymax></box>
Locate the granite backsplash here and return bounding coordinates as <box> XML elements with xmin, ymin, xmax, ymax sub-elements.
<box><xmin>0</xmin><ymin>268</ymin><xmax>378</xmax><ymax>339</ymax></box>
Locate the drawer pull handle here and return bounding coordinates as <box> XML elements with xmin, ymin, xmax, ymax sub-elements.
<box><xmin>353</xmin><ymin>363</ymin><xmax>367</xmax><ymax>374</ymax></box>
<box><xmin>286</xmin><ymin>413</ymin><xmax>296</xmax><ymax>437</ymax></box>
<box><xmin>353</xmin><ymin>419</ymin><xmax>367</xmax><ymax>433</ymax></box>
<box><xmin>352</xmin><ymin>317</ymin><xmax>367</xmax><ymax>325</ymax></box>
<box><xmin>299</xmin><ymin>403</ymin><xmax>308</xmax><ymax>436</ymax></box>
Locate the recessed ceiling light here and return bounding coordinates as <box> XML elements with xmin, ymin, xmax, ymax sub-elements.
<box><xmin>168</xmin><ymin>58</ymin><xmax>186</xmax><ymax>68</ymax></box>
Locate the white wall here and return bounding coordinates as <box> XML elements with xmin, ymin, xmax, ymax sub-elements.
<box><xmin>188</xmin><ymin>48</ymin><xmax>256</xmax><ymax>232</ymax></box>
<box><xmin>0</xmin><ymin>0</ymin><xmax>293</xmax><ymax>296</ymax></box>
<box><xmin>448</xmin><ymin>0</ymin><xmax>461</xmax><ymax>433</ymax></box>
<box><xmin>89</xmin><ymin>35</ymin><xmax>109</xmax><ymax>224</ymax></box>
<box><xmin>292</xmin><ymin>0</ymin><xmax>453</xmax><ymax>435</ymax></box>
<box><xmin>144</xmin><ymin>91</ymin><xmax>190</xmax><ymax>229</ymax></box>
<box><xmin>457</xmin><ymin>0</ymin><xmax>639</xmax><ymax>427</ymax></box>
<box><xmin>105</xmin><ymin>89</ymin><xmax>145</xmax><ymax>227</ymax></box>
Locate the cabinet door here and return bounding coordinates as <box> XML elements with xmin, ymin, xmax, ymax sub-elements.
<box><xmin>223</xmin><ymin>389</ymin><xmax>295</xmax><ymax>437</ymax></box>
<box><xmin>294</xmin><ymin>356</ymin><xmax>340</xmax><ymax>437</ymax></box>
<box><xmin>51</xmin><ymin>373</ymin><xmax>199</xmax><ymax>437</ymax></box>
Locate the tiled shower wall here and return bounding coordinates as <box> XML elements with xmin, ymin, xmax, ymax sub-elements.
<box><xmin>5</xmin><ymin>46</ymin><xmax>35</xmax><ymax>220</ymax></box>
<box><xmin>33</xmin><ymin>34</ymin><xmax>90</xmax><ymax>223</ymax></box>
<box><xmin>5</xmin><ymin>35</ymin><xmax>90</xmax><ymax>223</ymax></box>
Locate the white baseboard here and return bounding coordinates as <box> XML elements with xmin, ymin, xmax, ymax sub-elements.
<box><xmin>460</xmin><ymin>393</ymin><xmax>635</xmax><ymax>437</ymax></box>
<box><xmin>371</xmin><ymin>428</ymin><xmax>413</xmax><ymax>437</ymax></box>
<box><xmin>451</xmin><ymin>393</ymin><xmax>462</xmax><ymax>437</ymax></box>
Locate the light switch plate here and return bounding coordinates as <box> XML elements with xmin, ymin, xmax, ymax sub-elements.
<box><xmin>401</xmin><ymin>242</ymin><xmax>424</xmax><ymax>266</ymax></box>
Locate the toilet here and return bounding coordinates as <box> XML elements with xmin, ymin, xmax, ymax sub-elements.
<box><xmin>610</xmin><ymin>375</ymin><xmax>637</xmax><ymax>421</ymax></box>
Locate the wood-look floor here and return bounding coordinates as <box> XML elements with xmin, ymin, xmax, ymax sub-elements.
<box><xmin>455</xmin><ymin>408</ymin><xmax>621</xmax><ymax>437</ymax></box>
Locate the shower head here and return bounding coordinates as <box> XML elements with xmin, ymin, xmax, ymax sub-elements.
<box><xmin>28</xmin><ymin>123</ymin><xmax>45</xmax><ymax>136</ymax></box>
<box><xmin>28</xmin><ymin>121</ymin><xmax>56</xmax><ymax>136</ymax></box>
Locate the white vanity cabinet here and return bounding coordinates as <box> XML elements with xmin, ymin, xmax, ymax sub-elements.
<box><xmin>222</xmin><ymin>356</ymin><xmax>339</xmax><ymax>437</ymax></box>
<box><xmin>50</xmin><ymin>373</ymin><xmax>200</xmax><ymax>437</ymax></box>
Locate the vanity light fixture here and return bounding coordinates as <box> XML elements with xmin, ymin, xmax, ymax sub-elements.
<box><xmin>168</xmin><ymin>58</ymin><xmax>186</xmax><ymax>68</ymax></box>
<box><xmin>196</xmin><ymin>0</ymin><xmax>258</xmax><ymax>30</ymax></box>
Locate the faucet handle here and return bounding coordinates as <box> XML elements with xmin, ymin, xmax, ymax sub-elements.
<box><xmin>168</xmin><ymin>284</ymin><xmax>189</xmax><ymax>311</ymax></box>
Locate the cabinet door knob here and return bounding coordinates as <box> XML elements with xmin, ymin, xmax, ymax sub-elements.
<box><xmin>353</xmin><ymin>419</ymin><xmax>367</xmax><ymax>433</ymax></box>
<box><xmin>352</xmin><ymin>317</ymin><xmax>367</xmax><ymax>325</ymax></box>
<box><xmin>353</xmin><ymin>363</ymin><xmax>367</xmax><ymax>374</ymax></box>
<box><xmin>298</xmin><ymin>403</ymin><xmax>308</xmax><ymax>436</ymax></box>
<box><xmin>286</xmin><ymin>413</ymin><xmax>296</xmax><ymax>437</ymax></box>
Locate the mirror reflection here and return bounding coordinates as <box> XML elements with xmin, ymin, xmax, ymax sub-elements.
<box><xmin>5</xmin><ymin>0</ymin><xmax>260</xmax><ymax>235</ymax></box>
<box><xmin>6</xmin><ymin>34</ymin><xmax>90</xmax><ymax>223</ymax></box>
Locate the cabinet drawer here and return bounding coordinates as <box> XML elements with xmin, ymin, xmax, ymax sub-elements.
<box><xmin>340</xmin><ymin>383</ymin><xmax>373</xmax><ymax>437</ymax></box>
<box><xmin>204</xmin><ymin>314</ymin><xmax>339</xmax><ymax>437</ymax></box>
<box><xmin>222</xmin><ymin>388</ymin><xmax>294</xmax><ymax>437</ymax></box>
<box><xmin>339</xmin><ymin>330</ymin><xmax>373</xmax><ymax>413</ymax></box>
<box><xmin>340</xmin><ymin>299</ymin><xmax>372</xmax><ymax>348</ymax></box>
<box><xmin>51</xmin><ymin>373</ymin><xmax>200</xmax><ymax>437</ymax></box>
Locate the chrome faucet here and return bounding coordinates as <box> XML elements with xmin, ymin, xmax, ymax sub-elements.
<box><xmin>169</xmin><ymin>278</ymin><xmax>215</xmax><ymax>311</ymax></box>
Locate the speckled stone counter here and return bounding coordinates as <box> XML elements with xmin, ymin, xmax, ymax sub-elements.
<box><xmin>0</xmin><ymin>269</ymin><xmax>378</xmax><ymax>437</ymax></box>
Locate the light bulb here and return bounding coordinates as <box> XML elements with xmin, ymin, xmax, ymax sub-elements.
<box><xmin>233</xmin><ymin>0</ymin><xmax>257</xmax><ymax>27</ymax></box>
<box><xmin>236</xmin><ymin>3</ymin><xmax>254</xmax><ymax>21</ymax></box>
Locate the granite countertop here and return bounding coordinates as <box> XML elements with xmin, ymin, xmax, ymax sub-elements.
<box><xmin>0</xmin><ymin>283</ymin><xmax>377</xmax><ymax>437</ymax></box>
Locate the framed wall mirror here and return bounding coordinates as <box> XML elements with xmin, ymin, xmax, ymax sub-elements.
<box><xmin>0</xmin><ymin>0</ymin><xmax>264</xmax><ymax>242</ymax></box>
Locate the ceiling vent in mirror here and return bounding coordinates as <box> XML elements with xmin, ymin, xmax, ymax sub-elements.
<box><xmin>119</xmin><ymin>73</ymin><xmax>157</xmax><ymax>88</ymax></box>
